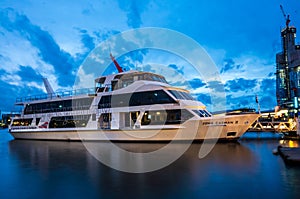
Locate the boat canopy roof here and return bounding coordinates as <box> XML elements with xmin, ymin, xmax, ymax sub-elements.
<box><xmin>94</xmin><ymin>70</ymin><xmax>168</xmax><ymax>92</ymax></box>
<box><xmin>95</xmin><ymin>70</ymin><xmax>168</xmax><ymax>84</ymax></box>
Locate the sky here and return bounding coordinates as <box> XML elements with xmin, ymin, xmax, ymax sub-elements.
<box><xmin>0</xmin><ymin>0</ymin><xmax>299</xmax><ymax>112</ymax></box>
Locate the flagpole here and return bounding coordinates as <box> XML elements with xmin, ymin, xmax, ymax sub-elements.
<box><xmin>256</xmin><ymin>95</ymin><xmax>261</xmax><ymax>114</ymax></box>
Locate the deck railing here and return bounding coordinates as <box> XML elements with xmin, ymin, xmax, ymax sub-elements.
<box><xmin>16</xmin><ymin>87</ymin><xmax>95</xmax><ymax>103</ymax></box>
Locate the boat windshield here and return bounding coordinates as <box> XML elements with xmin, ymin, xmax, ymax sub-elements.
<box><xmin>168</xmin><ymin>90</ymin><xmax>194</xmax><ymax>101</ymax></box>
<box><xmin>115</xmin><ymin>72</ymin><xmax>167</xmax><ymax>83</ymax></box>
<box><xmin>192</xmin><ymin>109</ymin><xmax>212</xmax><ymax>117</ymax></box>
<box><xmin>113</xmin><ymin>72</ymin><xmax>168</xmax><ymax>90</ymax></box>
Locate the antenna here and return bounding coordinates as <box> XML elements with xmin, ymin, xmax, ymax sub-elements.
<box><xmin>42</xmin><ymin>77</ymin><xmax>55</xmax><ymax>96</ymax></box>
<box><xmin>280</xmin><ymin>5</ymin><xmax>291</xmax><ymax>27</ymax></box>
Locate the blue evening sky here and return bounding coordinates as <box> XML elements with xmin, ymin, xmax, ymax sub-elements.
<box><xmin>0</xmin><ymin>0</ymin><xmax>299</xmax><ymax>112</ymax></box>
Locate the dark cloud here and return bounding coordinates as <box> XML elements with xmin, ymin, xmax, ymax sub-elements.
<box><xmin>98</xmin><ymin>49</ymin><xmax>148</xmax><ymax>75</ymax></box>
<box><xmin>167</xmin><ymin>72</ymin><xmax>203</xmax><ymax>89</ymax></box>
<box><xmin>168</xmin><ymin>64</ymin><xmax>184</xmax><ymax>75</ymax></box>
<box><xmin>117</xmin><ymin>0</ymin><xmax>150</xmax><ymax>28</ymax></box>
<box><xmin>268</xmin><ymin>72</ymin><xmax>274</xmax><ymax>77</ymax></box>
<box><xmin>224</xmin><ymin>78</ymin><xmax>276</xmax><ymax>111</ymax></box>
<box><xmin>0</xmin><ymin>8</ymin><xmax>77</xmax><ymax>87</ymax></box>
<box><xmin>195</xmin><ymin>93</ymin><xmax>211</xmax><ymax>106</ymax></box>
<box><xmin>259</xmin><ymin>95</ymin><xmax>276</xmax><ymax>110</ymax></box>
<box><xmin>79</xmin><ymin>29</ymin><xmax>95</xmax><ymax>53</ymax></box>
<box><xmin>225</xmin><ymin>78</ymin><xmax>257</xmax><ymax>93</ymax></box>
<box><xmin>259</xmin><ymin>78</ymin><xmax>276</xmax><ymax>109</ymax></box>
<box><xmin>79</xmin><ymin>30</ymin><xmax>150</xmax><ymax>78</ymax></box>
<box><xmin>188</xmin><ymin>78</ymin><xmax>206</xmax><ymax>89</ymax></box>
<box><xmin>220</xmin><ymin>58</ymin><xmax>243</xmax><ymax>74</ymax></box>
<box><xmin>17</xmin><ymin>65</ymin><xmax>42</xmax><ymax>83</ymax></box>
<box><xmin>114</xmin><ymin>49</ymin><xmax>148</xmax><ymax>71</ymax></box>
<box><xmin>260</xmin><ymin>78</ymin><xmax>275</xmax><ymax>93</ymax></box>
<box><xmin>226</xmin><ymin>94</ymin><xmax>255</xmax><ymax>109</ymax></box>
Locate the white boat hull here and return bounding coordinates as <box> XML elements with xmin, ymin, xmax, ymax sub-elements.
<box><xmin>10</xmin><ymin>114</ymin><xmax>259</xmax><ymax>141</ymax></box>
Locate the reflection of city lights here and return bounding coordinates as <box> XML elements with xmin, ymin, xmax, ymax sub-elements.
<box><xmin>280</xmin><ymin>140</ymin><xmax>284</xmax><ymax>145</ymax></box>
<box><xmin>279</xmin><ymin>140</ymin><xmax>300</xmax><ymax>148</ymax></box>
<box><xmin>288</xmin><ymin>140</ymin><xmax>299</xmax><ymax>148</ymax></box>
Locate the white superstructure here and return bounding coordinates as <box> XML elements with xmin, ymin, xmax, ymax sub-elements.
<box><xmin>9</xmin><ymin>70</ymin><xmax>259</xmax><ymax>141</ymax></box>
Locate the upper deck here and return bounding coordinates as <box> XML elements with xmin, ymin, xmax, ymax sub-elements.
<box><xmin>15</xmin><ymin>71</ymin><xmax>169</xmax><ymax>105</ymax></box>
<box><xmin>95</xmin><ymin>71</ymin><xmax>168</xmax><ymax>92</ymax></box>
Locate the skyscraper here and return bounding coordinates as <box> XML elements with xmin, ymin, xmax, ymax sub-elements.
<box><xmin>276</xmin><ymin>21</ymin><xmax>300</xmax><ymax>116</ymax></box>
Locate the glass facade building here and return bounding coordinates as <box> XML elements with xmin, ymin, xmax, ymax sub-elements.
<box><xmin>276</xmin><ymin>25</ymin><xmax>300</xmax><ymax>116</ymax></box>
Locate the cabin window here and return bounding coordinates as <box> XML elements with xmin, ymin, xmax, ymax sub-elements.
<box><xmin>98</xmin><ymin>95</ymin><xmax>112</xmax><ymax>108</ymax></box>
<box><xmin>125</xmin><ymin>111</ymin><xmax>140</xmax><ymax>127</ymax></box>
<box><xmin>24</xmin><ymin>98</ymin><xmax>93</xmax><ymax>114</ymax></box>
<box><xmin>192</xmin><ymin>110</ymin><xmax>212</xmax><ymax>117</ymax></box>
<box><xmin>49</xmin><ymin>115</ymin><xmax>90</xmax><ymax>128</ymax></box>
<box><xmin>11</xmin><ymin>118</ymin><xmax>33</xmax><ymax>126</ymax></box>
<box><xmin>36</xmin><ymin>118</ymin><xmax>41</xmax><ymax>125</ymax></box>
<box><xmin>98</xmin><ymin>113</ymin><xmax>111</xmax><ymax>129</ymax></box>
<box><xmin>168</xmin><ymin>90</ymin><xmax>194</xmax><ymax>100</ymax></box>
<box><xmin>140</xmin><ymin>109</ymin><xmax>194</xmax><ymax>125</ymax></box>
<box><xmin>98</xmin><ymin>90</ymin><xmax>176</xmax><ymax>109</ymax></box>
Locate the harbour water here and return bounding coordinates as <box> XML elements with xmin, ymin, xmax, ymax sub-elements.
<box><xmin>1</xmin><ymin>129</ymin><xmax>300</xmax><ymax>199</ymax></box>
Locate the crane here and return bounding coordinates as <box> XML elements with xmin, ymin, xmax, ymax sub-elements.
<box><xmin>280</xmin><ymin>5</ymin><xmax>291</xmax><ymax>28</ymax></box>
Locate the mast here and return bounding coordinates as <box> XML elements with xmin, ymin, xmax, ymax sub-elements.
<box><xmin>42</xmin><ymin>77</ymin><xmax>54</xmax><ymax>95</ymax></box>
<box><xmin>110</xmin><ymin>53</ymin><xmax>123</xmax><ymax>73</ymax></box>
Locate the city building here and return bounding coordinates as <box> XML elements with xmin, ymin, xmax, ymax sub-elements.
<box><xmin>276</xmin><ymin>15</ymin><xmax>300</xmax><ymax>116</ymax></box>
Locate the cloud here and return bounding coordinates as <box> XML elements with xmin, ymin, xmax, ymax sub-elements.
<box><xmin>195</xmin><ymin>93</ymin><xmax>211</xmax><ymax>106</ymax></box>
<box><xmin>0</xmin><ymin>8</ymin><xmax>77</xmax><ymax>87</ymax></box>
<box><xmin>220</xmin><ymin>58</ymin><xmax>243</xmax><ymax>74</ymax></box>
<box><xmin>117</xmin><ymin>0</ymin><xmax>150</xmax><ymax>28</ymax></box>
<box><xmin>168</xmin><ymin>64</ymin><xmax>184</xmax><ymax>75</ymax></box>
<box><xmin>268</xmin><ymin>72</ymin><xmax>274</xmax><ymax>77</ymax></box>
<box><xmin>15</xmin><ymin>65</ymin><xmax>42</xmax><ymax>83</ymax></box>
<box><xmin>260</xmin><ymin>78</ymin><xmax>275</xmax><ymax>93</ymax></box>
<box><xmin>0</xmin><ymin>69</ymin><xmax>44</xmax><ymax>111</ymax></box>
<box><xmin>188</xmin><ymin>78</ymin><xmax>206</xmax><ymax>89</ymax></box>
<box><xmin>225</xmin><ymin>78</ymin><xmax>257</xmax><ymax>93</ymax></box>
<box><xmin>226</xmin><ymin>94</ymin><xmax>256</xmax><ymax>109</ymax></box>
<box><xmin>207</xmin><ymin>80</ymin><xmax>225</xmax><ymax>93</ymax></box>
<box><xmin>108</xmin><ymin>50</ymin><xmax>148</xmax><ymax>72</ymax></box>
<box><xmin>138</xmin><ymin>64</ymin><xmax>156</xmax><ymax>73</ymax></box>
<box><xmin>223</xmin><ymin>77</ymin><xmax>276</xmax><ymax>111</ymax></box>
<box><xmin>79</xmin><ymin>29</ymin><xmax>95</xmax><ymax>53</ymax></box>
<box><xmin>258</xmin><ymin>78</ymin><xmax>276</xmax><ymax>109</ymax></box>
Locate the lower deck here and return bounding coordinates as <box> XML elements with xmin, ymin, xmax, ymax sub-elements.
<box><xmin>10</xmin><ymin>114</ymin><xmax>259</xmax><ymax>141</ymax></box>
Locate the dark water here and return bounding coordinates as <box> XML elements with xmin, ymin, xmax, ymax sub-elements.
<box><xmin>1</xmin><ymin>129</ymin><xmax>300</xmax><ymax>199</ymax></box>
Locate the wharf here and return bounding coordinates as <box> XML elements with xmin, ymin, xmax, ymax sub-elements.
<box><xmin>278</xmin><ymin>146</ymin><xmax>300</xmax><ymax>165</ymax></box>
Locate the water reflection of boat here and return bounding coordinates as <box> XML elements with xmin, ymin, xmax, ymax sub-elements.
<box><xmin>7</xmin><ymin>139</ymin><xmax>260</xmax><ymax>198</ymax></box>
<box><xmin>9</xmin><ymin>140</ymin><xmax>257</xmax><ymax>172</ymax></box>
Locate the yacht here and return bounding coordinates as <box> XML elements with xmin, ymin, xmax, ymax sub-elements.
<box><xmin>9</xmin><ymin>58</ymin><xmax>259</xmax><ymax>141</ymax></box>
